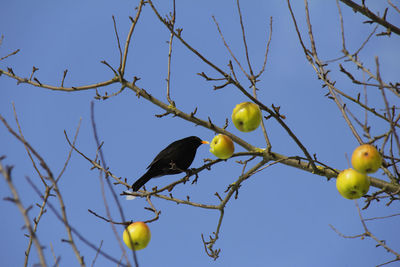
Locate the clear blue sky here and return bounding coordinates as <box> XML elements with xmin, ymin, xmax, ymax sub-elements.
<box><xmin>1</xmin><ymin>1</ymin><xmax>399</xmax><ymax>266</ymax></box>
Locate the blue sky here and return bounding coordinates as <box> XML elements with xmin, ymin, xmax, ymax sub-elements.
<box><xmin>1</xmin><ymin>1</ymin><xmax>399</xmax><ymax>266</ymax></box>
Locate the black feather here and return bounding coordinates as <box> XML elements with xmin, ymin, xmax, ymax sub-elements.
<box><xmin>132</xmin><ymin>136</ymin><xmax>205</xmax><ymax>191</ymax></box>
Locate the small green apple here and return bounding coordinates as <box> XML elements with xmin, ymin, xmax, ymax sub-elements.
<box><xmin>351</xmin><ymin>144</ymin><xmax>382</xmax><ymax>174</ymax></box>
<box><xmin>336</xmin><ymin>168</ymin><xmax>370</xmax><ymax>200</ymax></box>
<box><xmin>231</xmin><ymin>102</ymin><xmax>262</xmax><ymax>132</ymax></box>
<box><xmin>123</xmin><ymin>222</ymin><xmax>151</xmax><ymax>250</ymax></box>
<box><xmin>209</xmin><ymin>134</ymin><xmax>234</xmax><ymax>159</ymax></box>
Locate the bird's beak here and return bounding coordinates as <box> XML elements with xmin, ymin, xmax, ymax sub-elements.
<box><xmin>201</xmin><ymin>140</ymin><xmax>209</xmax><ymax>144</ymax></box>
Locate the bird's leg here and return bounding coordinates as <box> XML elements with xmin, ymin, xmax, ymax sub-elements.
<box><xmin>169</xmin><ymin>161</ymin><xmax>185</xmax><ymax>173</ymax></box>
<box><xmin>169</xmin><ymin>161</ymin><xmax>191</xmax><ymax>183</ymax></box>
<box><xmin>183</xmin><ymin>169</ymin><xmax>195</xmax><ymax>184</ymax></box>
<box><xmin>185</xmin><ymin>168</ymin><xmax>194</xmax><ymax>177</ymax></box>
<box><xmin>191</xmin><ymin>171</ymin><xmax>199</xmax><ymax>184</ymax></box>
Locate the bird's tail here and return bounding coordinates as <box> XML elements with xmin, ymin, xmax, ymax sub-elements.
<box><xmin>131</xmin><ymin>173</ymin><xmax>152</xmax><ymax>192</ymax></box>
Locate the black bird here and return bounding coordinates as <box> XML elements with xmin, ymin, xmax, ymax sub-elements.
<box><xmin>131</xmin><ymin>136</ymin><xmax>208</xmax><ymax>191</ymax></box>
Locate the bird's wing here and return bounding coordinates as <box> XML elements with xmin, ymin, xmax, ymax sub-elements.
<box><xmin>146</xmin><ymin>142</ymin><xmax>179</xmax><ymax>169</ymax></box>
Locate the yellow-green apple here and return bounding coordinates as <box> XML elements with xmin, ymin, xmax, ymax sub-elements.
<box><xmin>231</xmin><ymin>102</ymin><xmax>262</xmax><ymax>132</ymax></box>
<box><xmin>336</xmin><ymin>168</ymin><xmax>370</xmax><ymax>199</ymax></box>
<box><xmin>123</xmin><ymin>222</ymin><xmax>151</xmax><ymax>250</ymax></box>
<box><xmin>351</xmin><ymin>144</ymin><xmax>382</xmax><ymax>173</ymax></box>
<box><xmin>209</xmin><ymin>134</ymin><xmax>234</xmax><ymax>159</ymax></box>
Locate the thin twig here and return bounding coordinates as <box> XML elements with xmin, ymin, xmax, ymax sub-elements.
<box><xmin>0</xmin><ymin>49</ymin><xmax>20</xmax><ymax>61</ymax></box>
<box><xmin>388</xmin><ymin>0</ymin><xmax>400</xmax><ymax>13</ymax></box>
<box><xmin>9</xmin><ymin>108</ymin><xmax>86</xmax><ymax>265</ymax></box>
<box><xmin>166</xmin><ymin>0</ymin><xmax>176</xmax><ymax>106</ymax></box>
<box><xmin>56</xmin><ymin>118</ymin><xmax>82</xmax><ymax>183</ymax></box>
<box><xmin>212</xmin><ymin>15</ymin><xmax>248</xmax><ymax>79</ymax></box>
<box><xmin>0</xmin><ymin>162</ymin><xmax>47</xmax><ymax>267</ymax></box>
<box><xmin>90</xmin><ymin>102</ymin><xmax>134</xmax><ymax>265</ymax></box>
<box><xmin>236</xmin><ymin>0</ymin><xmax>254</xmax><ymax>76</ymax></box>
<box><xmin>119</xmin><ymin>0</ymin><xmax>145</xmax><ymax>77</ymax></box>
<box><xmin>0</xmin><ymin>68</ymin><xmax>119</xmax><ymax>92</ymax></box>
<box><xmin>24</xmin><ymin>187</ymin><xmax>52</xmax><ymax>267</ymax></box>
<box><xmin>12</xmin><ymin>103</ymin><xmax>48</xmax><ymax>186</ymax></box>
<box><xmin>26</xmin><ymin>177</ymin><xmax>129</xmax><ymax>267</ymax></box>
<box><xmin>91</xmin><ymin>240</ymin><xmax>104</xmax><ymax>267</ymax></box>
<box><xmin>355</xmin><ymin>202</ymin><xmax>400</xmax><ymax>258</ymax></box>
<box><xmin>112</xmin><ymin>15</ymin><xmax>123</xmax><ymax>72</ymax></box>
<box><xmin>364</xmin><ymin>212</ymin><xmax>400</xmax><ymax>221</ymax></box>
<box><xmin>255</xmin><ymin>17</ymin><xmax>273</xmax><ymax>79</ymax></box>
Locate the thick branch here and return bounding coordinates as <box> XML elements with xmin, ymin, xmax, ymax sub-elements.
<box><xmin>339</xmin><ymin>0</ymin><xmax>400</xmax><ymax>36</ymax></box>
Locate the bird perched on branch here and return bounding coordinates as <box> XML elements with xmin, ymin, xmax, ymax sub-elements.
<box><xmin>131</xmin><ymin>136</ymin><xmax>209</xmax><ymax>191</ymax></box>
